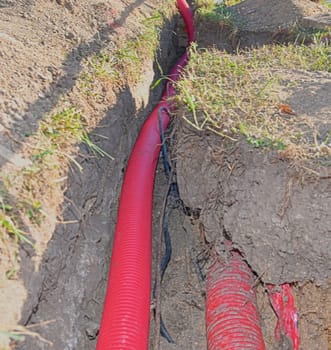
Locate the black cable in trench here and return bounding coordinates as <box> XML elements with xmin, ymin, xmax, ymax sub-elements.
<box><xmin>152</xmin><ymin>107</ymin><xmax>183</xmax><ymax>344</ymax></box>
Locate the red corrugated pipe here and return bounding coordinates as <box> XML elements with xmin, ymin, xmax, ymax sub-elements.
<box><xmin>97</xmin><ymin>0</ymin><xmax>298</xmax><ymax>348</ymax></box>
<box><xmin>96</xmin><ymin>1</ymin><xmax>194</xmax><ymax>349</ymax></box>
<box><xmin>206</xmin><ymin>249</ymin><xmax>266</xmax><ymax>350</ymax></box>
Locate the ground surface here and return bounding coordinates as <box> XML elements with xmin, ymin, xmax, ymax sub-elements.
<box><xmin>0</xmin><ymin>0</ymin><xmax>179</xmax><ymax>348</ymax></box>
<box><xmin>176</xmin><ymin>0</ymin><xmax>331</xmax><ymax>349</ymax></box>
<box><xmin>0</xmin><ymin>0</ymin><xmax>330</xmax><ymax>349</ymax></box>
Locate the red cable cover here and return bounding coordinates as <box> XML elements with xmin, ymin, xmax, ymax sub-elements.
<box><xmin>96</xmin><ymin>0</ymin><xmax>297</xmax><ymax>348</ymax></box>
<box><xmin>96</xmin><ymin>2</ymin><xmax>194</xmax><ymax>349</ymax></box>
<box><xmin>267</xmin><ymin>284</ymin><xmax>300</xmax><ymax>350</ymax></box>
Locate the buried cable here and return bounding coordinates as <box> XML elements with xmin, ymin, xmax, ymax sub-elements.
<box><xmin>152</xmin><ymin>107</ymin><xmax>177</xmax><ymax>344</ymax></box>
<box><xmin>95</xmin><ymin>1</ymin><xmax>195</xmax><ymax>349</ymax></box>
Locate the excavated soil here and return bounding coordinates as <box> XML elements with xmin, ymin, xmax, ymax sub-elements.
<box><xmin>0</xmin><ymin>0</ymin><xmax>181</xmax><ymax>348</ymax></box>
<box><xmin>174</xmin><ymin>0</ymin><xmax>331</xmax><ymax>349</ymax></box>
<box><xmin>0</xmin><ymin>0</ymin><xmax>330</xmax><ymax>349</ymax></box>
<box><xmin>176</xmin><ymin>127</ymin><xmax>331</xmax><ymax>284</ymax></box>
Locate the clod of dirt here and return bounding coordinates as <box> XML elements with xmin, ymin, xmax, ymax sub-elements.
<box><xmin>176</xmin><ymin>0</ymin><xmax>331</xmax><ymax>285</ymax></box>
<box><xmin>231</xmin><ymin>0</ymin><xmax>329</xmax><ymax>32</ymax></box>
<box><xmin>195</xmin><ymin>0</ymin><xmax>331</xmax><ymax>50</ymax></box>
<box><xmin>176</xmin><ymin>126</ymin><xmax>331</xmax><ymax>284</ymax></box>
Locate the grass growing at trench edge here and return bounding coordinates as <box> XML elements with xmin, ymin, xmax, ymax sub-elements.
<box><xmin>194</xmin><ymin>0</ymin><xmax>243</xmax><ymax>38</ymax></box>
<box><xmin>35</xmin><ymin>107</ymin><xmax>113</xmax><ymax>170</ymax></box>
<box><xmin>0</xmin><ymin>0</ymin><xmax>175</xmax><ymax>283</ymax></box>
<box><xmin>175</xmin><ymin>37</ymin><xmax>331</xmax><ymax>160</ymax></box>
<box><xmin>79</xmin><ymin>9</ymin><xmax>167</xmax><ymax>98</ymax></box>
<box><xmin>195</xmin><ymin>0</ymin><xmax>243</xmax><ymax>22</ymax></box>
<box><xmin>0</xmin><ymin>198</ymin><xmax>34</xmax><ymax>279</ymax></box>
<box><xmin>0</xmin><ymin>322</ymin><xmax>54</xmax><ymax>347</ymax></box>
<box><xmin>0</xmin><ymin>106</ymin><xmax>113</xmax><ymax>280</ymax></box>
<box><xmin>249</xmin><ymin>31</ymin><xmax>331</xmax><ymax>72</ymax></box>
<box><xmin>0</xmin><ymin>105</ymin><xmax>114</xmax><ymax>349</ymax></box>
<box><xmin>320</xmin><ymin>0</ymin><xmax>331</xmax><ymax>9</ymax></box>
<box><xmin>0</xmin><ymin>1</ymin><xmax>176</xmax><ymax>347</ymax></box>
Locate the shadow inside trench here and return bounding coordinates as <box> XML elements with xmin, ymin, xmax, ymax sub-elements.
<box><xmin>16</xmin><ymin>12</ymin><xmax>181</xmax><ymax>350</ymax></box>
<box><xmin>0</xmin><ymin>0</ymin><xmax>150</xmax><ymax>169</ymax></box>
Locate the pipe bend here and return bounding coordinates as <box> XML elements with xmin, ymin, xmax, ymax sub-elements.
<box><xmin>96</xmin><ymin>1</ymin><xmax>194</xmax><ymax>349</ymax></box>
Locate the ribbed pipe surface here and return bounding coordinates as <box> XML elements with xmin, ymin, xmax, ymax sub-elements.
<box><xmin>206</xmin><ymin>251</ymin><xmax>266</xmax><ymax>350</ymax></box>
<box><xmin>95</xmin><ymin>100</ymin><xmax>169</xmax><ymax>350</ymax></box>
<box><xmin>96</xmin><ymin>1</ymin><xmax>194</xmax><ymax>349</ymax></box>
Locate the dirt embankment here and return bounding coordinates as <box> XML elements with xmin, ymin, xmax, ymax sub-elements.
<box><xmin>0</xmin><ymin>0</ymin><xmax>330</xmax><ymax>349</ymax></box>
<box><xmin>0</xmin><ymin>0</ymin><xmax>180</xmax><ymax>349</ymax></box>
<box><xmin>174</xmin><ymin>0</ymin><xmax>331</xmax><ymax>349</ymax></box>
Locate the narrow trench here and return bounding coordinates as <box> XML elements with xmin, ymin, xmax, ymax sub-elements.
<box><xmin>14</xmin><ymin>15</ymin><xmax>292</xmax><ymax>350</ymax></box>
<box><xmin>16</xmin><ymin>14</ymin><xmax>189</xmax><ymax>350</ymax></box>
<box><xmin>149</xmin><ymin>140</ymin><xmax>208</xmax><ymax>350</ymax></box>
<box><xmin>15</xmin><ymin>4</ymin><xmax>331</xmax><ymax>350</ymax></box>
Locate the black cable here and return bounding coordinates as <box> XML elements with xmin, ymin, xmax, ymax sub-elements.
<box><xmin>158</xmin><ymin>106</ymin><xmax>172</xmax><ymax>178</ymax></box>
<box><xmin>152</xmin><ymin>107</ymin><xmax>181</xmax><ymax>344</ymax></box>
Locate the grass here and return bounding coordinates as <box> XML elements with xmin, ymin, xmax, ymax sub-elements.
<box><xmin>0</xmin><ymin>211</ymin><xmax>34</xmax><ymax>247</ymax></box>
<box><xmin>114</xmin><ymin>13</ymin><xmax>162</xmax><ymax>83</ymax></box>
<box><xmin>195</xmin><ymin>0</ymin><xmax>242</xmax><ymax>27</ymax></box>
<box><xmin>0</xmin><ymin>104</ymin><xmax>115</xmax><ymax>349</ymax></box>
<box><xmin>0</xmin><ymin>2</ymin><xmax>176</xmax><ymax>348</ymax></box>
<box><xmin>175</xmin><ymin>36</ymin><xmax>331</xmax><ymax>160</ymax></box>
<box><xmin>0</xmin><ymin>0</ymin><xmax>172</xmax><ymax>280</ymax></box>
<box><xmin>20</xmin><ymin>199</ymin><xmax>44</xmax><ymax>226</ymax></box>
<box><xmin>0</xmin><ymin>322</ymin><xmax>54</xmax><ymax>347</ymax></box>
<box><xmin>249</xmin><ymin>31</ymin><xmax>331</xmax><ymax>72</ymax></box>
<box><xmin>0</xmin><ymin>195</ymin><xmax>35</xmax><ymax>247</ymax></box>
<box><xmin>321</xmin><ymin>0</ymin><xmax>331</xmax><ymax>9</ymax></box>
<box><xmin>0</xmin><ymin>0</ymin><xmax>173</xmax><ymax>284</ymax></box>
<box><xmin>32</xmin><ymin>107</ymin><xmax>113</xmax><ymax>170</ymax></box>
<box><xmin>80</xmin><ymin>10</ymin><xmax>165</xmax><ymax>97</ymax></box>
<box><xmin>194</xmin><ymin>0</ymin><xmax>244</xmax><ymax>46</ymax></box>
<box><xmin>0</xmin><ymin>191</ymin><xmax>34</xmax><ymax>281</ymax></box>
<box><xmin>0</xmin><ymin>106</ymin><xmax>113</xmax><ymax>280</ymax></box>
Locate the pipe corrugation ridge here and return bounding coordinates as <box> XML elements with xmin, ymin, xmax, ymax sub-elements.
<box><xmin>206</xmin><ymin>252</ymin><xmax>266</xmax><ymax>350</ymax></box>
<box><xmin>96</xmin><ymin>1</ymin><xmax>194</xmax><ymax>349</ymax></box>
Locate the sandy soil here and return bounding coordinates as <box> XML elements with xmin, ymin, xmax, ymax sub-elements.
<box><xmin>0</xmin><ymin>0</ymin><xmax>179</xmax><ymax>348</ymax></box>
<box><xmin>175</xmin><ymin>0</ymin><xmax>331</xmax><ymax>349</ymax></box>
<box><xmin>0</xmin><ymin>0</ymin><xmax>330</xmax><ymax>349</ymax></box>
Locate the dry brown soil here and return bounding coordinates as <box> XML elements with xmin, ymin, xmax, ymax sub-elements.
<box><xmin>175</xmin><ymin>1</ymin><xmax>331</xmax><ymax>349</ymax></box>
<box><xmin>0</xmin><ymin>0</ymin><xmax>330</xmax><ymax>349</ymax></box>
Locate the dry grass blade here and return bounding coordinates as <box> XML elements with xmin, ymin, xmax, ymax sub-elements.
<box><xmin>175</xmin><ymin>36</ymin><xmax>330</xmax><ymax>161</ymax></box>
<box><xmin>0</xmin><ymin>320</ymin><xmax>55</xmax><ymax>346</ymax></box>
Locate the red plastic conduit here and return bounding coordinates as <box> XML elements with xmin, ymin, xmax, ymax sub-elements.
<box><xmin>206</xmin><ymin>249</ymin><xmax>266</xmax><ymax>350</ymax></box>
<box><xmin>96</xmin><ymin>1</ymin><xmax>194</xmax><ymax>349</ymax></box>
<box><xmin>267</xmin><ymin>283</ymin><xmax>299</xmax><ymax>349</ymax></box>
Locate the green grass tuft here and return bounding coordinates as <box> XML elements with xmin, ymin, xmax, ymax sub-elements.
<box><xmin>176</xmin><ymin>37</ymin><xmax>331</xmax><ymax>159</ymax></box>
<box><xmin>80</xmin><ymin>10</ymin><xmax>165</xmax><ymax>96</ymax></box>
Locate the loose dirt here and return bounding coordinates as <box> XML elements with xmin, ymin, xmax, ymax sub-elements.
<box><xmin>0</xmin><ymin>0</ymin><xmax>179</xmax><ymax>348</ymax></box>
<box><xmin>0</xmin><ymin>0</ymin><xmax>330</xmax><ymax>349</ymax></box>
<box><xmin>174</xmin><ymin>0</ymin><xmax>331</xmax><ymax>349</ymax></box>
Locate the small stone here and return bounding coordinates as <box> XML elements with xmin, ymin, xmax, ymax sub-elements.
<box><xmin>85</xmin><ymin>320</ymin><xmax>99</xmax><ymax>340</ymax></box>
